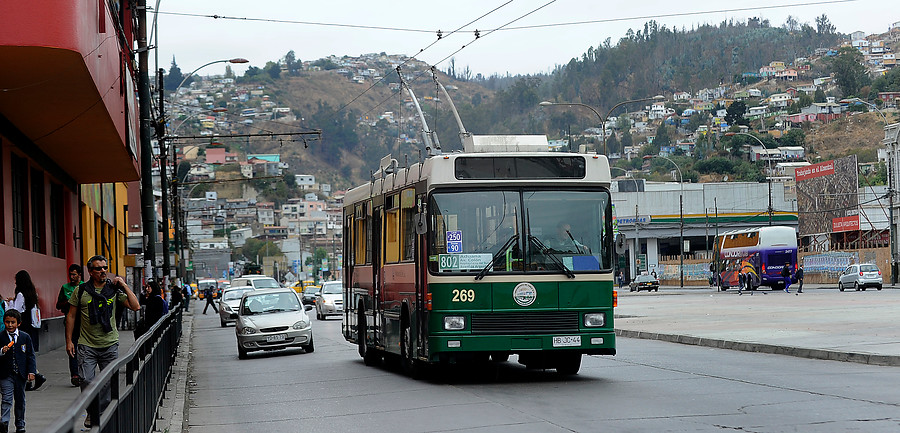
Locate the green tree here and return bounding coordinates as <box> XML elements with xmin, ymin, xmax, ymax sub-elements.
<box><xmin>606</xmin><ymin>132</ymin><xmax>620</xmax><ymax>155</ymax></box>
<box><xmin>284</xmin><ymin>50</ymin><xmax>300</xmax><ymax>76</ymax></box>
<box><xmin>653</xmin><ymin>124</ymin><xmax>672</xmax><ymax>147</ymax></box>
<box><xmin>165</xmin><ymin>56</ymin><xmax>188</xmax><ymax>92</ymax></box>
<box><xmin>264</xmin><ymin>61</ymin><xmax>281</xmax><ymax>79</ymax></box>
<box><xmin>815</xmin><ymin>14</ymin><xmax>835</xmax><ymax>35</ymax></box>
<box><xmin>814</xmin><ymin>88</ymin><xmax>826</xmax><ymax>103</ymax></box>
<box><xmin>780</xmin><ymin>129</ymin><xmax>806</xmax><ymax>148</ymax></box>
<box><xmin>724</xmin><ymin>101</ymin><xmax>747</xmax><ymax>126</ymax></box>
<box><xmin>831</xmin><ymin>46</ymin><xmax>870</xmax><ymax>97</ymax></box>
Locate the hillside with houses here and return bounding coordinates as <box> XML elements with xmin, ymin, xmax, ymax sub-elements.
<box><xmin>163</xmin><ymin>16</ymin><xmax>900</xmax><ymax>279</ymax></box>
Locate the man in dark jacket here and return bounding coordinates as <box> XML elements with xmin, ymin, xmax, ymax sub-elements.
<box><xmin>781</xmin><ymin>263</ymin><xmax>792</xmax><ymax>293</ymax></box>
<box><xmin>202</xmin><ymin>286</ymin><xmax>218</xmax><ymax>314</ymax></box>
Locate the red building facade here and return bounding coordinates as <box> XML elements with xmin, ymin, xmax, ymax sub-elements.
<box><xmin>0</xmin><ymin>0</ymin><xmax>141</xmax><ymax>338</ymax></box>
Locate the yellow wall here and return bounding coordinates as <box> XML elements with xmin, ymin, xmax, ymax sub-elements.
<box><xmin>80</xmin><ymin>183</ymin><xmax>129</xmax><ymax>276</ymax></box>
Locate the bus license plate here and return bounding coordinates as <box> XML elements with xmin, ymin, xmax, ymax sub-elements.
<box><xmin>266</xmin><ymin>334</ymin><xmax>286</xmax><ymax>343</ymax></box>
<box><xmin>552</xmin><ymin>336</ymin><xmax>581</xmax><ymax>347</ymax></box>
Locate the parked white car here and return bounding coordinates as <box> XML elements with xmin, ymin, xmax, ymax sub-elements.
<box><xmin>838</xmin><ymin>263</ymin><xmax>882</xmax><ymax>291</ymax></box>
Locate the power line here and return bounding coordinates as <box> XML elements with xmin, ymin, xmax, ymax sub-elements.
<box><xmin>157</xmin><ymin>0</ymin><xmax>856</xmax><ymax>34</ymax></box>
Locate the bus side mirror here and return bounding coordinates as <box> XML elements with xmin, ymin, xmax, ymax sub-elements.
<box><xmin>414</xmin><ymin>213</ymin><xmax>427</xmax><ymax>235</ymax></box>
<box><xmin>615</xmin><ymin>233</ymin><xmax>626</xmax><ymax>255</ymax></box>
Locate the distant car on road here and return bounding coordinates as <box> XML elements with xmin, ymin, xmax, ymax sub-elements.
<box><xmin>219</xmin><ymin>286</ymin><xmax>255</xmax><ymax>327</ymax></box>
<box><xmin>838</xmin><ymin>263</ymin><xmax>882</xmax><ymax>291</ymax></box>
<box><xmin>314</xmin><ymin>281</ymin><xmax>343</xmax><ymax>320</ymax></box>
<box><xmin>301</xmin><ymin>286</ymin><xmax>318</xmax><ymax>306</ymax></box>
<box><xmin>629</xmin><ymin>274</ymin><xmax>660</xmax><ymax>292</ymax></box>
<box><xmin>231</xmin><ymin>275</ymin><xmax>282</xmax><ymax>290</ymax></box>
<box><xmin>235</xmin><ymin>288</ymin><xmax>314</xmax><ymax>359</ymax></box>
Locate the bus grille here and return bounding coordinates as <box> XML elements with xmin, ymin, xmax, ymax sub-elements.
<box><xmin>470</xmin><ymin>312</ymin><xmax>580</xmax><ymax>335</ymax></box>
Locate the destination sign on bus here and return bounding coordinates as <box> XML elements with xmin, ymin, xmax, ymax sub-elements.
<box><xmin>437</xmin><ymin>254</ymin><xmax>492</xmax><ymax>271</ymax></box>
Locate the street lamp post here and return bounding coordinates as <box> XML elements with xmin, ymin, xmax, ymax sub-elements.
<box><xmin>611</xmin><ymin>167</ymin><xmax>641</xmax><ymax>279</ymax></box>
<box><xmin>539</xmin><ymin>95</ymin><xmax>664</xmax><ymax>155</ymax></box>
<box><xmin>726</xmin><ymin>132</ymin><xmax>773</xmax><ymax>225</ymax></box>
<box><xmin>163</xmin><ymin>58</ymin><xmax>246</xmax><ymax>284</ymax></box>
<box><xmin>653</xmin><ymin>155</ymin><xmax>684</xmax><ymax>288</ymax></box>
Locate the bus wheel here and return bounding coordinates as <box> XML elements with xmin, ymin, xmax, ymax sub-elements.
<box><xmin>358</xmin><ymin>311</ymin><xmax>380</xmax><ymax>366</ymax></box>
<box><xmin>401</xmin><ymin>321</ymin><xmax>422</xmax><ymax>379</ymax></box>
<box><xmin>556</xmin><ymin>353</ymin><xmax>582</xmax><ymax>376</ymax></box>
<box><xmin>490</xmin><ymin>352</ymin><xmax>510</xmax><ymax>362</ymax></box>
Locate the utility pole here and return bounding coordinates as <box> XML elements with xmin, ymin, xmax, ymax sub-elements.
<box><xmin>157</xmin><ymin>68</ymin><xmax>171</xmax><ymax>286</ymax></box>
<box><xmin>137</xmin><ymin>0</ymin><xmax>156</xmax><ymax>281</ymax></box>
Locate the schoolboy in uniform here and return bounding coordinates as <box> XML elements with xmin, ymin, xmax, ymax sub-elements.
<box><xmin>0</xmin><ymin>310</ymin><xmax>36</xmax><ymax>433</ymax></box>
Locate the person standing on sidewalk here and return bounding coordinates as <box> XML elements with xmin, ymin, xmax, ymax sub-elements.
<box><xmin>56</xmin><ymin>264</ymin><xmax>82</xmax><ymax>386</ymax></box>
<box><xmin>7</xmin><ymin>271</ymin><xmax>40</xmax><ymax>354</ymax></box>
<box><xmin>0</xmin><ymin>309</ymin><xmax>36</xmax><ymax>433</ymax></box>
<box><xmin>795</xmin><ymin>266</ymin><xmax>804</xmax><ymax>294</ymax></box>
<box><xmin>781</xmin><ymin>263</ymin><xmax>792</xmax><ymax>293</ymax></box>
<box><xmin>202</xmin><ymin>286</ymin><xmax>218</xmax><ymax>315</ymax></box>
<box><xmin>65</xmin><ymin>255</ymin><xmax>140</xmax><ymax>428</ymax></box>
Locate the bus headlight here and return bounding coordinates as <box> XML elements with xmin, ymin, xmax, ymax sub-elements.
<box><xmin>443</xmin><ymin>316</ymin><xmax>466</xmax><ymax>331</ymax></box>
<box><xmin>583</xmin><ymin>313</ymin><xmax>605</xmax><ymax>327</ymax></box>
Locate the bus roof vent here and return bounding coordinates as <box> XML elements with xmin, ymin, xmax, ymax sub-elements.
<box><xmin>463</xmin><ymin>135</ymin><xmax>550</xmax><ymax>153</ymax></box>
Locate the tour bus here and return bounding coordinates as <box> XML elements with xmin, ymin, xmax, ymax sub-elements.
<box><xmin>341</xmin><ymin>134</ymin><xmax>617</xmax><ymax>376</ymax></box>
<box><xmin>713</xmin><ymin>226</ymin><xmax>798</xmax><ymax>290</ymax></box>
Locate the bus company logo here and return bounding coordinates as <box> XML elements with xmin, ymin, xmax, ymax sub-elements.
<box><xmin>513</xmin><ymin>282</ymin><xmax>537</xmax><ymax>306</ymax></box>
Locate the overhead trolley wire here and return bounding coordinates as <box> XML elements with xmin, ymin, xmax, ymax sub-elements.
<box><xmin>157</xmin><ymin>0</ymin><xmax>855</xmax><ymax>34</ymax></box>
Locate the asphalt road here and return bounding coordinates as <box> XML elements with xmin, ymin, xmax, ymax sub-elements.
<box><xmin>184</xmin><ymin>305</ymin><xmax>900</xmax><ymax>433</ymax></box>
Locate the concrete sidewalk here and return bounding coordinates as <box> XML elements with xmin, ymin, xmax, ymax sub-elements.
<box><xmin>615</xmin><ymin>284</ymin><xmax>900</xmax><ymax>366</ymax></box>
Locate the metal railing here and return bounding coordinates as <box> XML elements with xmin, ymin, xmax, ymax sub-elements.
<box><xmin>46</xmin><ymin>305</ymin><xmax>183</xmax><ymax>433</ymax></box>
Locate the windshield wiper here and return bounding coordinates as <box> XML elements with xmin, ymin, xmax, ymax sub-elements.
<box><xmin>529</xmin><ymin>235</ymin><xmax>576</xmax><ymax>278</ymax></box>
<box><xmin>565</xmin><ymin>230</ymin><xmax>590</xmax><ymax>255</ymax></box>
<box><xmin>475</xmin><ymin>233</ymin><xmax>519</xmax><ymax>280</ymax></box>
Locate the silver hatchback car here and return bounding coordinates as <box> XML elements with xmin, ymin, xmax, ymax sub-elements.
<box><xmin>235</xmin><ymin>288</ymin><xmax>315</xmax><ymax>359</ymax></box>
<box><xmin>838</xmin><ymin>263</ymin><xmax>883</xmax><ymax>291</ymax></box>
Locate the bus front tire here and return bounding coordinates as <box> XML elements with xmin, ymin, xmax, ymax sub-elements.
<box><xmin>556</xmin><ymin>353</ymin><xmax>582</xmax><ymax>375</ymax></box>
<box><xmin>400</xmin><ymin>321</ymin><xmax>422</xmax><ymax>379</ymax></box>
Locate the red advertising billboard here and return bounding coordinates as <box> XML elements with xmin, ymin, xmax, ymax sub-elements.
<box><xmin>794</xmin><ymin>160</ymin><xmax>835</xmax><ymax>181</ymax></box>
<box><xmin>832</xmin><ymin>215</ymin><xmax>860</xmax><ymax>232</ymax></box>
<box><xmin>795</xmin><ymin>155</ymin><xmax>858</xmax><ymax>236</ymax></box>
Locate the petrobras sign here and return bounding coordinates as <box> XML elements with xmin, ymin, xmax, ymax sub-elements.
<box><xmin>617</xmin><ymin>215</ymin><xmax>651</xmax><ymax>225</ymax></box>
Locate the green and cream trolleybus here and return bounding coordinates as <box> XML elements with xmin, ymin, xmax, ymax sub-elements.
<box><xmin>341</xmin><ymin>133</ymin><xmax>617</xmax><ymax>376</ymax></box>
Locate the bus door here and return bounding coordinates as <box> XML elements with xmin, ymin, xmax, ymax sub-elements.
<box><xmin>414</xmin><ymin>193</ymin><xmax>428</xmax><ymax>358</ymax></box>
<box><xmin>372</xmin><ymin>205</ymin><xmax>384</xmax><ymax>344</ymax></box>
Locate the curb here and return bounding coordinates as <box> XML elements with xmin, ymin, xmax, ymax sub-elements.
<box><xmin>153</xmin><ymin>311</ymin><xmax>193</xmax><ymax>433</ymax></box>
<box><xmin>615</xmin><ymin>329</ymin><xmax>900</xmax><ymax>367</ymax></box>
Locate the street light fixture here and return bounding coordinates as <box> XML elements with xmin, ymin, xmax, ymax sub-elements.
<box><xmin>172</xmin><ymin>58</ymin><xmax>250</xmax><ymax>98</ymax></box>
<box><xmin>161</xmin><ymin>58</ymin><xmax>247</xmax><ymax>285</ymax></box>
<box><xmin>652</xmin><ymin>155</ymin><xmax>684</xmax><ymax>288</ymax></box>
<box><xmin>725</xmin><ymin>132</ymin><xmax>773</xmax><ymax>225</ymax></box>
<box><xmin>539</xmin><ymin>95</ymin><xmax>665</xmax><ymax>155</ymax></box>
<box><xmin>611</xmin><ymin>166</ymin><xmax>642</xmax><ymax>281</ymax></box>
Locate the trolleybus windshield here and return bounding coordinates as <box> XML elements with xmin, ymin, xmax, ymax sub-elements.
<box><xmin>428</xmin><ymin>189</ymin><xmax>612</xmax><ymax>275</ymax></box>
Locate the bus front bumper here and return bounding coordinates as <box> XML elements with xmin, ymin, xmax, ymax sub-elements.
<box><xmin>428</xmin><ymin>332</ymin><xmax>616</xmax><ymax>361</ymax></box>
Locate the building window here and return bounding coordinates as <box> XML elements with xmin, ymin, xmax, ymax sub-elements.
<box><xmin>30</xmin><ymin>168</ymin><xmax>45</xmax><ymax>254</ymax></box>
<box><xmin>50</xmin><ymin>183</ymin><xmax>64</xmax><ymax>258</ymax></box>
<box><xmin>10</xmin><ymin>154</ymin><xmax>27</xmax><ymax>250</ymax></box>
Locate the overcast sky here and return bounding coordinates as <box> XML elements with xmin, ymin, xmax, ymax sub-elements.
<box><xmin>155</xmin><ymin>0</ymin><xmax>894</xmax><ymax>78</ymax></box>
